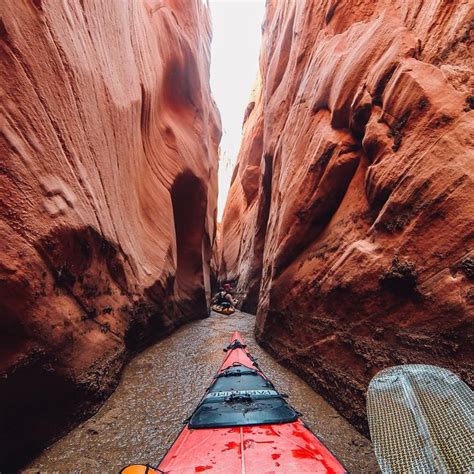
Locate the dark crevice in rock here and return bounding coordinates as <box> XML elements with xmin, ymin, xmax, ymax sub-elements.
<box><xmin>372</xmin><ymin>65</ymin><xmax>397</xmax><ymax>106</ymax></box>
<box><xmin>379</xmin><ymin>256</ymin><xmax>419</xmax><ymax>298</ymax></box>
<box><xmin>387</xmin><ymin>109</ymin><xmax>411</xmax><ymax>151</ymax></box>
<box><xmin>171</xmin><ymin>172</ymin><xmax>208</xmax><ymax>317</ymax></box>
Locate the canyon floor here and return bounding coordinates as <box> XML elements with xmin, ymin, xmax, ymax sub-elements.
<box><xmin>26</xmin><ymin>311</ymin><xmax>379</xmax><ymax>473</ymax></box>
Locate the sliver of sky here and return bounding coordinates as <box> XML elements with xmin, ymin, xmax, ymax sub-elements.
<box><xmin>209</xmin><ymin>0</ymin><xmax>265</xmax><ymax>221</ymax></box>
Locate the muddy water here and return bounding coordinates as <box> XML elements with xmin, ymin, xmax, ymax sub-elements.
<box><xmin>27</xmin><ymin>311</ymin><xmax>379</xmax><ymax>473</ymax></box>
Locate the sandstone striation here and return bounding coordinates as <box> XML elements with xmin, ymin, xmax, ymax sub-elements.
<box><xmin>220</xmin><ymin>0</ymin><xmax>473</xmax><ymax>433</ymax></box>
<box><xmin>0</xmin><ymin>0</ymin><xmax>220</xmax><ymax>469</ymax></box>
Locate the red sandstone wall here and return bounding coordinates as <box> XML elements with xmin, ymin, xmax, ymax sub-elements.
<box><xmin>220</xmin><ymin>0</ymin><xmax>473</xmax><ymax>432</ymax></box>
<box><xmin>210</xmin><ymin>221</ymin><xmax>222</xmax><ymax>291</ymax></box>
<box><xmin>0</xmin><ymin>0</ymin><xmax>220</xmax><ymax>468</ymax></box>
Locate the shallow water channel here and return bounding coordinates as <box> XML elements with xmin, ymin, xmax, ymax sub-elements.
<box><xmin>27</xmin><ymin>311</ymin><xmax>379</xmax><ymax>473</ymax></box>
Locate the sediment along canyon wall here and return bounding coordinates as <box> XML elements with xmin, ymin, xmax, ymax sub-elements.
<box><xmin>220</xmin><ymin>0</ymin><xmax>473</xmax><ymax>432</ymax></box>
<box><xmin>0</xmin><ymin>0</ymin><xmax>219</xmax><ymax>468</ymax></box>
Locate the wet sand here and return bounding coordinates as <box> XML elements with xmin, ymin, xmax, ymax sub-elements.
<box><xmin>27</xmin><ymin>311</ymin><xmax>379</xmax><ymax>473</ymax></box>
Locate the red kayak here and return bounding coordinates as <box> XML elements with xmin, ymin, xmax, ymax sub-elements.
<box><xmin>122</xmin><ymin>332</ymin><xmax>346</xmax><ymax>473</ymax></box>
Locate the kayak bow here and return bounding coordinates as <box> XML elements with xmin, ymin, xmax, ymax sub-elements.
<box><xmin>122</xmin><ymin>332</ymin><xmax>346</xmax><ymax>473</ymax></box>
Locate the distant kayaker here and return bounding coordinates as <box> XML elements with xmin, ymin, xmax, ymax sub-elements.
<box><xmin>211</xmin><ymin>283</ymin><xmax>236</xmax><ymax>314</ymax></box>
<box><xmin>213</xmin><ymin>283</ymin><xmax>235</xmax><ymax>306</ymax></box>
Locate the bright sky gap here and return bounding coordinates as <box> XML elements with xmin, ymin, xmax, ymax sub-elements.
<box><xmin>209</xmin><ymin>0</ymin><xmax>266</xmax><ymax>220</ymax></box>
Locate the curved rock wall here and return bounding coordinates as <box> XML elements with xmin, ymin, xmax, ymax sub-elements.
<box><xmin>0</xmin><ymin>0</ymin><xmax>220</xmax><ymax>468</ymax></box>
<box><xmin>220</xmin><ymin>0</ymin><xmax>473</xmax><ymax>432</ymax></box>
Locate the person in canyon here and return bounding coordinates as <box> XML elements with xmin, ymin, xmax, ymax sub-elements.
<box><xmin>211</xmin><ymin>283</ymin><xmax>237</xmax><ymax>314</ymax></box>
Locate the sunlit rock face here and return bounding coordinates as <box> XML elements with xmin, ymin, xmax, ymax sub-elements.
<box><xmin>220</xmin><ymin>0</ymin><xmax>473</xmax><ymax>432</ymax></box>
<box><xmin>0</xmin><ymin>0</ymin><xmax>219</xmax><ymax>468</ymax></box>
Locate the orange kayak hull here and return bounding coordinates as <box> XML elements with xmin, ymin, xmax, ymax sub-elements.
<box><xmin>158</xmin><ymin>420</ymin><xmax>345</xmax><ymax>473</ymax></box>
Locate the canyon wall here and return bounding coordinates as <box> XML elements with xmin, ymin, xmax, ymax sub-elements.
<box><xmin>220</xmin><ymin>0</ymin><xmax>473</xmax><ymax>433</ymax></box>
<box><xmin>0</xmin><ymin>0</ymin><xmax>220</xmax><ymax>468</ymax></box>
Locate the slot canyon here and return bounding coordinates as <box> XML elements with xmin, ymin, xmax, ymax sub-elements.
<box><xmin>0</xmin><ymin>0</ymin><xmax>472</xmax><ymax>472</ymax></box>
<box><xmin>219</xmin><ymin>0</ymin><xmax>474</xmax><ymax>435</ymax></box>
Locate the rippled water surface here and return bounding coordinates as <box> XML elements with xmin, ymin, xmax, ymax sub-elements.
<box><xmin>27</xmin><ymin>311</ymin><xmax>379</xmax><ymax>473</ymax></box>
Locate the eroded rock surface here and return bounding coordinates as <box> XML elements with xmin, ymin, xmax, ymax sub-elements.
<box><xmin>0</xmin><ymin>0</ymin><xmax>219</xmax><ymax>468</ymax></box>
<box><xmin>220</xmin><ymin>0</ymin><xmax>473</xmax><ymax>433</ymax></box>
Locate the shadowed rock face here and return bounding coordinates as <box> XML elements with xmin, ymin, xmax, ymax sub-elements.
<box><xmin>0</xmin><ymin>0</ymin><xmax>220</xmax><ymax>469</ymax></box>
<box><xmin>219</xmin><ymin>0</ymin><xmax>473</xmax><ymax>433</ymax></box>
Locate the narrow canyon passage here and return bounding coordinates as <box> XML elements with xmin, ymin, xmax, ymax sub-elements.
<box><xmin>26</xmin><ymin>311</ymin><xmax>378</xmax><ymax>473</ymax></box>
<box><xmin>1</xmin><ymin>0</ymin><xmax>472</xmax><ymax>471</ymax></box>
